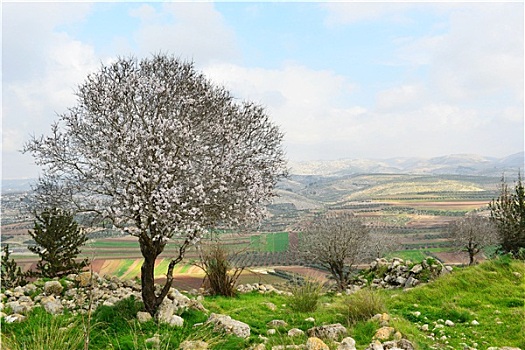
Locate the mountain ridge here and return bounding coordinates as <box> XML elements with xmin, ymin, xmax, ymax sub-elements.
<box><xmin>289</xmin><ymin>152</ymin><xmax>524</xmax><ymax>176</ymax></box>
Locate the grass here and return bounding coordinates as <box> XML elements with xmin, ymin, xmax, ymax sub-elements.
<box><xmin>2</xmin><ymin>257</ymin><xmax>523</xmax><ymax>349</ymax></box>
<box><xmin>384</xmin><ymin>257</ymin><xmax>525</xmax><ymax>349</ymax></box>
<box><xmin>1</xmin><ymin>308</ymin><xmax>85</xmax><ymax>350</ymax></box>
<box><xmin>288</xmin><ymin>278</ymin><xmax>324</xmax><ymax>313</ymax></box>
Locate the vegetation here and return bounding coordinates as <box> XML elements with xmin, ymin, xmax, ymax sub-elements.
<box><xmin>490</xmin><ymin>174</ymin><xmax>525</xmax><ymax>257</ymax></box>
<box><xmin>197</xmin><ymin>243</ymin><xmax>243</xmax><ymax>297</ymax></box>
<box><xmin>337</xmin><ymin>289</ymin><xmax>386</xmax><ymax>325</ymax></box>
<box><xmin>298</xmin><ymin>212</ymin><xmax>370</xmax><ymax>291</ymax></box>
<box><xmin>287</xmin><ymin>278</ymin><xmax>324</xmax><ymax>313</ymax></box>
<box><xmin>24</xmin><ymin>54</ymin><xmax>287</xmax><ymax>315</ymax></box>
<box><xmin>28</xmin><ymin>208</ymin><xmax>88</xmax><ymax>278</ymax></box>
<box><xmin>2</xmin><ymin>257</ymin><xmax>523</xmax><ymax>349</ymax></box>
<box><xmin>447</xmin><ymin>214</ymin><xmax>498</xmax><ymax>265</ymax></box>
<box><xmin>0</xmin><ymin>245</ymin><xmax>28</xmax><ymax>288</ymax></box>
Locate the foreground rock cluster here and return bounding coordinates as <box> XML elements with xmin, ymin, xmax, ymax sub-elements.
<box><xmin>1</xmin><ymin>260</ymin><xmax>521</xmax><ymax>350</ymax></box>
<box><xmin>359</xmin><ymin>257</ymin><xmax>453</xmax><ymax>290</ymax></box>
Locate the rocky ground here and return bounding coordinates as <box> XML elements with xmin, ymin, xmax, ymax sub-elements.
<box><xmin>1</xmin><ymin>258</ymin><xmax>522</xmax><ymax>350</ymax></box>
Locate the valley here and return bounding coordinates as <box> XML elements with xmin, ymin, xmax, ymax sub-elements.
<box><xmin>1</xmin><ymin>169</ymin><xmax>508</xmax><ymax>287</ymax></box>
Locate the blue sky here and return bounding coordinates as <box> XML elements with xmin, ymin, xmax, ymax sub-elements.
<box><xmin>2</xmin><ymin>2</ymin><xmax>524</xmax><ymax>179</ymax></box>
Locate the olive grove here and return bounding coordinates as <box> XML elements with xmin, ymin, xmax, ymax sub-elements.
<box><xmin>24</xmin><ymin>55</ymin><xmax>287</xmax><ymax>315</ymax></box>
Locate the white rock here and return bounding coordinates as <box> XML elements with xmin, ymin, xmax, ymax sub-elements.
<box><xmin>4</xmin><ymin>314</ymin><xmax>25</xmax><ymax>323</ymax></box>
<box><xmin>206</xmin><ymin>313</ymin><xmax>250</xmax><ymax>338</ymax></box>
<box><xmin>445</xmin><ymin>320</ymin><xmax>455</xmax><ymax>327</ymax></box>
<box><xmin>288</xmin><ymin>328</ymin><xmax>304</xmax><ymax>337</ymax></box>
<box><xmin>44</xmin><ymin>281</ymin><xmax>64</xmax><ymax>295</ymax></box>
<box><xmin>169</xmin><ymin>315</ymin><xmax>184</xmax><ymax>327</ymax></box>
<box><xmin>471</xmin><ymin>320</ymin><xmax>479</xmax><ymax>326</ymax></box>
<box><xmin>137</xmin><ymin>311</ymin><xmax>152</xmax><ymax>323</ymax></box>
<box><xmin>337</xmin><ymin>337</ymin><xmax>356</xmax><ymax>350</ymax></box>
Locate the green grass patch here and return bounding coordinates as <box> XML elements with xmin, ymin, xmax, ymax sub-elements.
<box><xmin>384</xmin><ymin>257</ymin><xmax>525</xmax><ymax>349</ymax></box>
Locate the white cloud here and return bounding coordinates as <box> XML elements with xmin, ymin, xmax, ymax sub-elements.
<box><xmin>203</xmin><ymin>63</ymin><xmax>361</xmax><ymax>144</ymax></box>
<box><xmin>396</xmin><ymin>3</ymin><xmax>523</xmax><ymax>103</ymax></box>
<box><xmin>376</xmin><ymin>84</ymin><xmax>426</xmax><ymax>112</ymax></box>
<box><xmin>3</xmin><ymin>2</ymin><xmax>99</xmax><ymax>177</ymax></box>
<box><xmin>322</xmin><ymin>2</ymin><xmax>414</xmax><ymax>25</ymax></box>
<box><xmin>130</xmin><ymin>2</ymin><xmax>239</xmax><ymax>65</ymax></box>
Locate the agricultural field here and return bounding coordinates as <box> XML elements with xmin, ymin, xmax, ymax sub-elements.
<box><xmin>1</xmin><ymin>173</ymin><xmax>504</xmax><ymax>284</ymax></box>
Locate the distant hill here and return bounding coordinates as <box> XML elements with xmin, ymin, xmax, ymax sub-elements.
<box><xmin>2</xmin><ymin>152</ymin><xmax>523</xmax><ymax>195</ymax></box>
<box><xmin>289</xmin><ymin>152</ymin><xmax>524</xmax><ymax>177</ymax></box>
<box><xmin>1</xmin><ymin>179</ymin><xmax>36</xmax><ymax>194</ymax></box>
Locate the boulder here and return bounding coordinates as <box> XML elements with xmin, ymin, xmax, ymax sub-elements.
<box><xmin>396</xmin><ymin>339</ymin><xmax>415</xmax><ymax>350</ymax></box>
<box><xmin>307</xmin><ymin>323</ymin><xmax>347</xmax><ymax>340</ymax></box>
<box><xmin>6</xmin><ymin>301</ymin><xmax>31</xmax><ymax>315</ymax></box>
<box><xmin>44</xmin><ymin>281</ymin><xmax>63</xmax><ymax>295</ymax></box>
<box><xmin>168</xmin><ymin>315</ymin><xmax>184</xmax><ymax>327</ymax></box>
<box><xmin>267</xmin><ymin>319</ymin><xmax>288</xmax><ymax>328</ymax></box>
<box><xmin>76</xmin><ymin>272</ymin><xmax>93</xmax><ymax>287</ymax></box>
<box><xmin>337</xmin><ymin>337</ymin><xmax>357</xmax><ymax>350</ymax></box>
<box><xmin>306</xmin><ymin>337</ymin><xmax>329</xmax><ymax>350</ymax></box>
<box><xmin>288</xmin><ymin>328</ymin><xmax>305</xmax><ymax>337</ymax></box>
<box><xmin>373</xmin><ymin>326</ymin><xmax>395</xmax><ymax>341</ymax></box>
<box><xmin>206</xmin><ymin>313</ymin><xmax>250</xmax><ymax>338</ymax></box>
<box><xmin>409</xmin><ymin>264</ymin><xmax>423</xmax><ymax>274</ymax></box>
<box><xmin>137</xmin><ymin>311</ymin><xmax>152</xmax><ymax>323</ymax></box>
<box><xmin>180</xmin><ymin>340</ymin><xmax>208</xmax><ymax>350</ymax></box>
<box><xmin>263</xmin><ymin>302</ymin><xmax>277</xmax><ymax>311</ymax></box>
<box><xmin>23</xmin><ymin>284</ymin><xmax>38</xmax><ymax>295</ymax></box>
<box><xmin>4</xmin><ymin>313</ymin><xmax>25</xmax><ymax>323</ymax></box>
<box><xmin>372</xmin><ymin>313</ymin><xmax>390</xmax><ymax>326</ymax></box>
<box><xmin>41</xmin><ymin>296</ymin><xmax>63</xmax><ymax>315</ymax></box>
<box><xmin>145</xmin><ymin>334</ymin><xmax>160</xmax><ymax>346</ymax></box>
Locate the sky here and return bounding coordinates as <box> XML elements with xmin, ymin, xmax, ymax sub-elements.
<box><xmin>2</xmin><ymin>1</ymin><xmax>524</xmax><ymax>180</ymax></box>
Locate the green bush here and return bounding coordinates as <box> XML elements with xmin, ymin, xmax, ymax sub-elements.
<box><xmin>339</xmin><ymin>289</ymin><xmax>386</xmax><ymax>325</ymax></box>
<box><xmin>1</xmin><ymin>244</ymin><xmax>29</xmax><ymax>289</ymax></box>
<box><xmin>288</xmin><ymin>278</ymin><xmax>324</xmax><ymax>313</ymax></box>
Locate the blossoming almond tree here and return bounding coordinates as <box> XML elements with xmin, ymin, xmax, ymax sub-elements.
<box><xmin>24</xmin><ymin>54</ymin><xmax>287</xmax><ymax>315</ymax></box>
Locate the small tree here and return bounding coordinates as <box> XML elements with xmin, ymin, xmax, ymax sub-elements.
<box><xmin>490</xmin><ymin>174</ymin><xmax>525</xmax><ymax>257</ymax></box>
<box><xmin>299</xmin><ymin>212</ymin><xmax>370</xmax><ymax>291</ymax></box>
<box><xmin>196</xmin><ymin>243</ymin><xmax>244</xmax><ymax>297</ymax></box>
<box><xmin>367</xmin><ymin>229</ymin><xmax>402</xmax><ymax>259</ymax></box>
<box><xmin>447</xmin><ymin>214</ymin><xmax>498</xmax><ymax>265</ymax></box>
<box><xmin>28</xmin><ymin>208</ymin><xmax>88</xmax><ymax>278</ymax></box>
<box><xmin>1</xmin><ymin>245</ymin><xmax>29</xmax><ymax>288</ymax></box>
<box><xmin>24</xmin><ymin>54</ymin><xmax>286</xmax><ymax>315</ymax></box>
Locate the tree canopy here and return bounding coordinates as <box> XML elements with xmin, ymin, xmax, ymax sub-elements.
<box><xmin>490</xmin><ymin>174</ymin><xmax>525</xmax><ymax>257</ymax></box>
<box><xmin>28</xmin><ymin>208</ymin><xmax>88</xmax><ymax>278</ymax></box>
<box><xmin>24</xmin><ymin>54</ymin><xmax>287</xmax><ymax>314</ymax></box>
<box><xmin>299</xmin><ymin>212</ymin><xmax>370</xmax><ymax>291</ymax></box>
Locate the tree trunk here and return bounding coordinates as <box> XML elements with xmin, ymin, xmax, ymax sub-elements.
<box><xmin>141</xmin><ymin>252</ymin><xmax>157</xmax><ymax>316</ymax></box>
<box><xmin>468</xmin><ymin>250</ymin><xmax>475</xmax><ymax>266</ymax></box>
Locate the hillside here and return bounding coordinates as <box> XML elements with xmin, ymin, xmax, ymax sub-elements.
<box><xmin>275</xmin><ymin>173</ymin><xmax>500</xmax><ymax>206</ymax></box>
<box><xmin>2</xmin><ymin>257</ymin><xmax>523</xmax><ymax>349</ymax></box>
